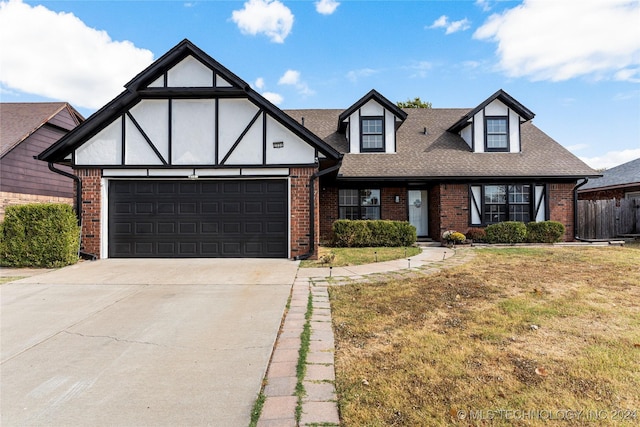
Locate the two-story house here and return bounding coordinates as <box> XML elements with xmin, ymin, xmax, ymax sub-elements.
<box><xmin>38</xmin><ymin>39</ymin><xmax>598</xmax><ymax>259</ymax></box>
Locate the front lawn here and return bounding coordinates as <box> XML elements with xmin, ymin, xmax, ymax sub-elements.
<box><xmin>300</xmin><ymin>246</ymin><xmax>421</xmax><ymax>268</ymax></box>
<box><xmin>330</xmin><ymin>246</ymin><xmax>640</xmax><ymax>426</ymax></box>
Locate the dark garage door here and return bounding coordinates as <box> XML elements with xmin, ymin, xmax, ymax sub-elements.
<box><xmin>108</xmin><ymin>180</ymin><xmax>288</xmax><ymax>258</ymax></box>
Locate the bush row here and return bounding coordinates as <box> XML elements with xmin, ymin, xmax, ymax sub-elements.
<box><xmin>332</xmin><ymin>220</ymin><xmax>417</xmax><ymax>247</ymax></box>
<box><xmin>464</xmin><ymin>221</ymin><xmax>565</xmax><ymax>244</ymax></box>
<box><xmin>0</xmin><ymin>204</ymin><xmax>80</xmax><ymax>268</ymax></box>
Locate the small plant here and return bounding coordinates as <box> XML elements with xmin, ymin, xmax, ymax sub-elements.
<box><xmin>465</xmin><ymin>227</ymin><xmax>486</xmax><ymax>243</ymax></box>
<box><xmin>485</xmin><ymin>221</ymin><xmax>527</xmax><ymax>244</ymax></box>
<box><xmin>319</xmin><ymin>251</ymin><xmax>336</xmax><ymax>265</ymax></box>
<box><xmin>442</xmin><ymin>230</ymin><xmax>466</xmax><ymax>244</ymax></box>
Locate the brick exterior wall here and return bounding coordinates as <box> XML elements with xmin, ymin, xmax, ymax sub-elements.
<box><xmin>290</xmin><ymin>167</ymin><xmax>319</xmax><ymax>259</ymax></box>
<box><xmin>437</xmin><ymin>183</ymin><xmax>470</xmax><ymax>239</ymax></box>
<box><xmin>548</xmin><ymin>182</ymin><xmax>576</xmax><ymax>241</ymax></box>
<box><xmin>319</xmin><ymin>184</ymin><xmax>338</xmax><ymax>243</ymax></box>
<box><xmin>381</xmin><ymin>187</ymin><xmax>407</xmax><ymax>221</ymax></box>
<box><xmin>428</xmin><ymin>184</ymin><xmax>441</xmax><ymax>240</ymax></box>
<box><xmin>77</xmin><ymin>168</ymin><xmax>102</xmax><ymax>257</ymax></box>
<box><xmin>0</xmin><ymin>191</ymin><xmax>73</xmax><ymax>221</ymax></box>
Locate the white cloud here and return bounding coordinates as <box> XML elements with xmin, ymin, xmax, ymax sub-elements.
<box><xmin>262</xmin><ymin>91</ymin><xmax>283</xmax><ymax>105</ymax></box>
<box><xmin>231</xmin><ymin>0</ymin><xmax>294</xmax><ymax>44</ymax></box>
<box><xmin>474</xmin><ymin>0</ymin><xmax>640</xmax><ymax>82</ymax></box>
<box><xmin>405</xmin><ymin>61</ymin><xmax>433</xmax><ymax>78</ymax></box>
<box><xmin>315</xmin><ymin>0</ymin><xmax>340</xmax><ymax>15</ymax></box>
<box><xmin>254</xmin><ymin>77</ymin><xmax>265</xmax><ymax>89</ymax></box>
<box><xmin>278</xmin><ymin>69</ymin><xmax>300</xmax><ymax>85</ymax></box>
<box><xmin>614</xmin><ymin>67</ymin><xmax>640</xmax><ymax>83</ymax></box>
<box><xmin>278</xmin><ymin>69</ymin><xmax>314</xmax><ymax>96</ymax></box>
<box><xmin>0</xmin><ymin>0</ymin><xmax>154</xmax><ymax>109</ymax></box>
<box><xmin>580</xmin><ymin>148</ymin><xmax>640</xmax><ymax>170</ymax></box>
<box><xmin>613</xmin><ymin>89</ymin><xmax>640</xmax><ymax>101</ymax></box>
<box><xmin>475</xmin><ymin>0</ymin><xmax>491</xmax><ymax>12</ymax></box>
<box><xmin>428</xmin><ymin>15</ymin><xmax>471</xmax><ymax>34</ymax></box>
<box><xmin>346</xmin><ymin>68</ymin><xmax>379</xmax><ymax>82</ymax></box>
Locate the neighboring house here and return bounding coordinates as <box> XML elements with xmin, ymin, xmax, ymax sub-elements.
<box><xmin>578</xmin><ymin>158</ymin><xmax>640</xmax><ymax>202</ymax></box>
<box><xmin>1</xmin><ymin>102</ymin><xmax>84</xmax><ymax>220</ymax></box>
<box><xmin>38</xmin><ymin>39</ymin><xmax>598</xmax><ymax>259</ymax></box>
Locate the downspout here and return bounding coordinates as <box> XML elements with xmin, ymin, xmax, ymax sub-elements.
<box><xmin>295</xmin><ymin>161</ymin><xmax>342</xmax><ymax>260</ymax></box>
<box><xmin>573</xmin><ymin>178</ymin><xmax>589</xmax><ymax>241</ymax></box>
<box><xmin>47</xmin><ymin>162</ymin><xmax>97</xmax><ymax>260</ymax></box>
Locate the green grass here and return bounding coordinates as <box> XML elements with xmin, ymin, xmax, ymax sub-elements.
<box><xmin>248</xmin><ymin>391</ymin><xmax>266</xmax><ymax>427</ymax></box>
<box><xmin>295</xmin><ymin>290</ymin><xmax>314</xmax><ymax>422</ymax></box>
<box><xmin>300</xmin><ymin>246</ymin><xmax>421</xmax><ymax>268</ymax></box>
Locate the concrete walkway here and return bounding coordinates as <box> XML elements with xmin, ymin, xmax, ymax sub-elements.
<box><xmin>258</xmin><ymin>245</ymin><xmax>475</xmax><ymax>426</ymax></box>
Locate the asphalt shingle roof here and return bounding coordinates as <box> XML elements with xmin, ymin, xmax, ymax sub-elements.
<box><xmin>580</xmin><ymin>158</ymin><xmax>640</xmax><ymax>190</ymax></box>
<box><xmin>1</xmin><ymin>103</ymin><xmax>71</xmax><ymax>157</ymax></box>
<box><xmin>285</xmin><ymin>108</ymin><xmax>597</xmax><ymax>180</ymax></box>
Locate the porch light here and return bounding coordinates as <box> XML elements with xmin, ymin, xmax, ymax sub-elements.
<box><xmin>395</xmin><ymin>195</ymin><xmax>400</xmax><ymax>203</ymax></box>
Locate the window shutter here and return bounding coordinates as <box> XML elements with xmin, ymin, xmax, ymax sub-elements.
<box><xmin>470</xmin><ymin>185</ymin><xmax>482</xmax><ymax>225</ymax></box>
<box><xmin>534</xmin><ymin>185</ymin><xmax>547</xmax><ymax>222</ymax></box>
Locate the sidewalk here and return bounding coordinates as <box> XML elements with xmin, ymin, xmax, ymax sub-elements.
<box><xmin>257</xmin><ymin>245</ymin><xmax>475</xmax><ymax>427</ymax></box>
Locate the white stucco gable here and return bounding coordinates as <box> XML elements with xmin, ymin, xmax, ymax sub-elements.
<box><xmin>55</xmin><ymin>40</ymin><xmax>340</xmax><ymax>170</ymax></box>
<box><xmin>448</xmin><ymin>89</ymin><xmax>535</xmax><ymax>154</ymax></box>
<box><xmin>338</xmin><ymin>89</ymin><xmax>407</xmax><ymax>154</ymax></box>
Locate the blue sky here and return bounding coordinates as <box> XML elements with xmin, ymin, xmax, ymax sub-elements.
<box><xmin>1</xmin><ymin>0</ymin><xmax>639</xmax><ymax>169</ymax></box>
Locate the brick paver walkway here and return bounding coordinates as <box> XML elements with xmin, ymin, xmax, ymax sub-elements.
<box><xmin>257</xmin><ymin>246</ymin><xmax>475</xmax><ymax>426</ymax></box>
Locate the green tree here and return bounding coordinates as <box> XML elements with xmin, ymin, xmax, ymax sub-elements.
<box><xmin>397</xmin><ymin>97</ymin><xmax>432</xmax><ymax>109</ymax></box>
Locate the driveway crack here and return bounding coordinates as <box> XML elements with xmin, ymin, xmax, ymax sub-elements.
<box><xmin>62</xmin><ymin>331</ymin><xmax>169</xmax><ymax>348</ymax></box>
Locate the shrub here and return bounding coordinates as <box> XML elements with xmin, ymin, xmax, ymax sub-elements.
<box><xmin>465</xmin><ymin>227</ymin><xmax>486</xmax><ymax>243</ymax></box>
<box><xmin>332</xmin><ymin>220</ymin><xmax>416</xmax><ymax>247</ymax></box>
<box><xmin>485</xmin><ymin>221</ymin><xmax>527</xmax><ymax>244</ymax></box>
<box><xmin>526</xmin><ymin>221</ymin><xmax>566</xmax><ymax>243</ymax></box>
<box><xmin>0</xmin><ymin>204</ymin><xmax>80</xmax><ymax>268</ymax></box>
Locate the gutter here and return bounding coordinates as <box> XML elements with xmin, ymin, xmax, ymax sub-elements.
<box><xmin>573</xmin><ymin>178</ymin><xmax>589</xmax><ymax>241</ymax></box>
<box><xmin>294</xmin><ymin>161</ymin><xmax>343</xmax><ymax>261</ymax></box>
<box><xmin>47</xmin><ymin>162</ymin><xmax>97</xmax><ymax>260</ymax></box>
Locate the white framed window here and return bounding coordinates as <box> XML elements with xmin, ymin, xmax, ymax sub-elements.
<box><xmin>485</xmin><ymin>117</ymin><xmax>508</xmax><ymax>151</ymax></box>
<box><xmin>339</xmin><ymin>189</ymin><xmax>381</xmax><ymax>219</ymax></box>
<box><xmin>360</xmin><ymin>117</ymin><xmax>384</xmax><ymax>152</ymax></box>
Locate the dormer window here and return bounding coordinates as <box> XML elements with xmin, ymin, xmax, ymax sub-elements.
<box><xmin>485</xmin><ymin>117</ymin><xmax>509</xmax><ymax>152</ymax></box>
<box><xmin>361</xmin><ymin>117</ymin><xmax>384</xmax><ymax>152</ymax></box>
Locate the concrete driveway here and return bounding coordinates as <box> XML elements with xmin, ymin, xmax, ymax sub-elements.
<box><xmin>1</xmin><ymin>259</ymin><xmax>299</xmax><ymax>426</ymax></box>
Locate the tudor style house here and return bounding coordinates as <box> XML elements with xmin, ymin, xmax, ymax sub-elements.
<box><xmin>38</xmin><ymin>39</ymin><xmax>598</xmax><ymax>259</ymax></box>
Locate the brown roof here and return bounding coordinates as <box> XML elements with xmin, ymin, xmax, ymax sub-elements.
<box><xmin>285</xmin><ymin>108</ymin><xmax>598</xmax><ymax>180</ymax></box>
<box><xmin>0</xmin><ymin>103</ymin><xmax>80</xmax><ymax>157</ymax></box>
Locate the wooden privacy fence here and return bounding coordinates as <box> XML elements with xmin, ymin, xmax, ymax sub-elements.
<box><xmin>577</xmin><ymin>197</ymin><xmax>640</xmax><ymax>239</ymax></box>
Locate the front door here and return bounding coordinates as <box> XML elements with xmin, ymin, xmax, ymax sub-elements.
<box><xmin>408</xmin><ymin>190</ymin><xmax>429</xmax><ymax>237</ymax></box>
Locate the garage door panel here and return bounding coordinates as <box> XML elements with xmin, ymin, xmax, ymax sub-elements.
<box><xmin>157</xmin><ymin>242</ymin><xmax>176</xmax><ymax>254</ymax></box>
<box><xmin>135</xmin><ymin>242</ymin><xmax>154</xmax><ymax>254</ymax></box>
<box><xmin>135</xmin><ymin>182</ymin><xmax>154</xmax><ymax>194</ymax></box>
<box><xmin>158</xmin><ymin>222</ymin><xmax>176</xmax><ymax>234</ymax></box>
<box><xmin>109</xmin><ymin>179</ymin><xmax>287</xmax><ymax>258</ymax></box>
